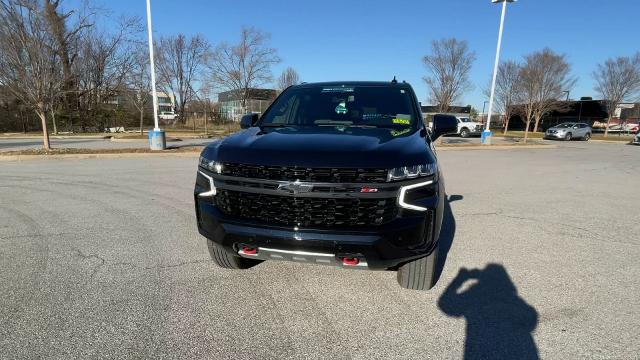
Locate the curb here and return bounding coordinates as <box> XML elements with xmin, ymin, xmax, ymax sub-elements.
<box><xmin>0</xmin><ymin>135</ymin><xmax>107</xmax><ymax>140</ymax></box>
<box><xmin>0</xmin><ymin>151</ymin><xmax>200</xmax><ymax>162</ymax></box>
<box><xmin>588</xmin><ymin>139</ymin><xmax>634</xmax><ymax>144</ymax></box>
<box><xmin>109</xmin><ymin>137</ymin><xmax>150</xmax><ymax>143</ymax></box>
<box><xmin>437</xmin><ymin>144</ymin><xmax>555</xmax><ymax>151</ymax></box>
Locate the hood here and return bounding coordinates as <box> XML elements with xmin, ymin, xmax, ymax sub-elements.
<box><xmin>201</xmin><ymin>126</ymin><xmax>436</xmax><ymax>168</ymax></box>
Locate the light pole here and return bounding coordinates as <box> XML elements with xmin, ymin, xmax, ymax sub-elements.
<box><xmin>482</xmin><ymin>100</ymin><xmax>489</xmax><ymax>124</ymax></box>
<box><xmin>483</xmin><ymin>0</ymin><xmax>515</xmax><ymax>145</ymax></box>
<box><xmin>146</xmin><ymin>0</ymin><xmax>166</xmax><ymax>150</ymax></box>
<box><xmin>562</xmin><ymin>90</ymin><xmax>570</xmax><ymax>101</ymax></box>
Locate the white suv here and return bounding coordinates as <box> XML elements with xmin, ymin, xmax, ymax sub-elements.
<box><xmin>456</xmin><ymin>117</ymin><xmax>483</xmax><ymax>138</ymax></box>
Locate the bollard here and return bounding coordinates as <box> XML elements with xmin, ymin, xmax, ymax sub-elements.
<box><xmin>481</xmin><ymin>129</ymin><xmax>493</xmax><ymax>145</ymax></box>
<box><xmin>148</xmin><ymin>129</ymin><xmax>166</xmax><ymax>150</ymax></box>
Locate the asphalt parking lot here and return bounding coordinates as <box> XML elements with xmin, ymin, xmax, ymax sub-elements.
<box><xmin>0</xmin><ymin>137</ymin><xmax>209</xmax><ymax>151</ymax></box>
<box><xmin>1</xmin><ymin>141</ymin><xmax>638</xmax><ymax>359</ymax></box>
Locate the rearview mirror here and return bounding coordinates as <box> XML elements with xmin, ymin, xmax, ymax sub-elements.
<box><xmin>240</xmin><ymin>113</ymin><xmax>259</xmax><ymax>129</ymax></box>
<box><xmin>431</xmin><ymin>114</ymin><xmax>458</xmax><ymax>140</ymax></box>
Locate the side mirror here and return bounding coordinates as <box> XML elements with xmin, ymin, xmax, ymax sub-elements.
<box><xmin>431</xmin><ymin>114</ymin><xmax>458</xmax><ymax>140</ymax></box>
<box><xmin>240</xmin><ymin>113</ymin><xmax>259</xmax><ymax>129</ymax></box>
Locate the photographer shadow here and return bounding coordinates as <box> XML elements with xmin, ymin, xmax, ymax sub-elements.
<box><xmin>438</xmin><ymin>264</ymin><xmax>539</xmax><ymax>360</ymax></box>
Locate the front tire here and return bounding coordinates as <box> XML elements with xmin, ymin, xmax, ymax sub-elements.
<box><xmin>460</xmin><ymin>128</ymin><xmax>470</xmax><ymax>138</ymax></box>
<box><xmin>583</xmin><ymin>133</ymin><xmax>591</xmax><ymax>141</ymax></box>
<box><xmin>565</xmin><ymin>132</ymin><xmax>572</xmax><ymax>141</ymax></box>
<box><xmin>397</xmin><ymin>245</ymin><xmax>439</xmax><ymax>290</ymax></box>
<box><xmin>207</xmin><ymin>239</ymin><xmax>261</xmax><ymax>269</ymax></box>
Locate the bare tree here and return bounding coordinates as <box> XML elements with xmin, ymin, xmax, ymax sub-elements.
<box><xmin>155</xmin><ymin>34</ymin><xmax>209</xmax><ymax>123</ymax></box>
<box><xmin>484</xmin><ymin>60</ymin><xmax>522</xmax><ymax>134</ymax></box>
<box><xmin>126</xmin><ymin>50</ymin><xmax>151</xmax><ymax>134</ymax></box>
<box><xmin>0</xmin><ymin>0</ymin><xmax>64</xmax><ymax>149</ymax></box>
<box><xmin>278</xmin><ymin>67</ymin><xmax>300</xmax><ymax>90</ymax></box>
<box><xmin>422</xmin><ymin>38</ymin><xmax>475</xmax><ymax>113</ymax></box>
<box><xmin>43</xmin><ymin>0</ymin><xmax>93</xmax><ymax>117</ymax></box>
<box><xmin>593</xmin><ymin>53</ymin><xmax>640</xmax><ymax>137</ymax></box>
<box><xmin>75</xmin><ymin>16</ymin><xmax>140</xmax><ymax>131</ymax></box>
<box><xmin>209</xmin><ymin>26</ymin><xmax>281</xmax><ymax>110</ymax></box>
<box><xmin>193</xmin><ymin>80</ymin><xmax>217</xmax><ymax>134</ymax></box>
<box><xmin>518</xmin><ymin>48</ymin><xmax>576</xmax><ymax>142</ymax></box>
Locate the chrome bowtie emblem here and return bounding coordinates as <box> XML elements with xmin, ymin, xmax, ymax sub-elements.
<box><xmin>277</xmin><ymin>180</ymin><xmax>313</xmax><ymax>194</ymax></box>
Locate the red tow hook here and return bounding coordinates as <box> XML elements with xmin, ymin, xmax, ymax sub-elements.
<box><xmin>242</xmin><ymin>246</ymin><xmax>257</xmax><ymax>255</ymax></box>
<box><xmin>340</xmin><ymin>257</ymin><xmax>360</xmax><ymax>266</ymax></box>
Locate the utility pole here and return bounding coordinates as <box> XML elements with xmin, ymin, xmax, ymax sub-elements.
<box><xmin>483</xmin><ymin>0</ymin><xmax>515</xmax><ymax>145</ymax></box>
<box><xmin>146</xmin><ymin>0</ymin><xmax>166</xmax><ymax>150</ymax></box>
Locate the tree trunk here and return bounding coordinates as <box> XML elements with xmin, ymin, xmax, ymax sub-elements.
<box><xmin>523</xmin><ymin>119</ymin><xmax>531</xmax><ymax>143</ymax></box>
<box><xmin>503</xmin><ymin>113</ymin><xmax>511</xmax><ymax>135</ymax></box>
<box><xmin>533</xmin><ymin>115</ymin><xmax>540</xmax><ymax>133</ymax></box>
<box><xmin>19</xmin><ymin>109</ymin><xmax>26</xmax><ymax>133</ymax></box>
<box><xmin>204</xmin><ymin>107</ymin><xmax>208</xmax><ymax>135</ymax></box>
<box><xmin>51</xmin><ymin>109</ymin><xmax>58</xmax><ymax>135</ymax></box>
<box><xmin>604</xmin><ymin>114</ymin><xmax>612</xmax><ymax>137</ymax></box>
<box><xmin>36</xmin><ymin>108</ymin><xmax>51</xmax><ymax>150</ymax></box>
<box><xmin>139</xmin><ymin>108</ymin><xmax>144</xmax><ymax>135</ymax></box>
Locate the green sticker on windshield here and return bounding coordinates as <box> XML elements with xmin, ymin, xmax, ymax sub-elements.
<box><xmin>335</xmin><ymin>101</ymin><xmax>348</xmax><ymax>114</ymax></box>
<box><xmin>391</xmin><ymin>128</ymin><xmax>411</xmax><ymax>137</ymax></box>
<box><xmin>392</xmin><ymin>118</ymin><xmax>410</xmax><ymax>125</ymax></box>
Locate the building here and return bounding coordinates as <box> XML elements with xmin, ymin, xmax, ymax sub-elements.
<box><xmin>421</xmin><ymin>105</ymin><xmax>471</xmax><ymax>118</ymax></box>
<box><xmin>218</xmin><ymin>88</ymin><xmax>277</xmax><ymax>121</ymax></box>
<box><xmin>507</xmin><ymin>98</ymin><xmax>609</xmax><ymax>131</ymax></box>
<box><xmin>420</xmin><ymin>105</ymin><xmax>472</xmax><ymax>125</ymax></box>
<box><xmin>103</xmin><ymin>89</ymin><xmax>176</xmax><ymax>120</ymax></box>
<box><xmin>156</xmin><ymin>92</ymin><xmax>176</xmax><ymax>115</ymax></box>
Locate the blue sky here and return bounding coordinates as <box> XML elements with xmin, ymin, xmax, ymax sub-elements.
<box><xmin>99</xmin><ymin>0</ymin><xmax>638</xmax><ymax>111</ymax></box>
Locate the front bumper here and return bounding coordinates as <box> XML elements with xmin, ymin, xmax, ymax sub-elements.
<box><xmin>194</xmin><ymin>171</ymin><xmax>444</xmax><ymax>270</ymax></box>
<box><xmin>544</xmin><ymin>133</ymin><xmax>564</xmax><ymax>139</ymax></box>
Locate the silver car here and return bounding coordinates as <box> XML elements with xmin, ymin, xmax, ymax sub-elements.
<box><xmin>632</xmin><ymin>130</ymin><xmax>640</xmax><ymax>145</ymax></box>
<box><xmin>545</xmin><ymin>122</ymin><xmax>592</xmax><ymax>141</ymax></box>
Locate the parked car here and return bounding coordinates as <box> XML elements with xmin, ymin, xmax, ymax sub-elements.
<box><xmin>158</xmin><ymin>111</ymin><xmax>178</xmax><ymax>121</ymax></box>
<box><xmin>194</xmin><ymin>81</ymin><xmax>458</xmax><ymax>290</ymax></box>
<box><xmin>632</xmin><ymin>129</ymin><xmax>640</xmax><ymax>145</ymax></box>
<box><xmin>455</xmin><ymin>116</ymin><xmax>483</xmax><ymax>138</ymax></box>
<box><xmin>544</xmin><ymin>122</ymin><xmax>592</xmax><ymax>141</ymax></box>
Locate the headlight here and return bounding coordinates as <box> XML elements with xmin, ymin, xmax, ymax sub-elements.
<box><xmin>199</xmin><ymin>156</ymin><xmax>223</xmax><ymax>174</ymax></box>
<box><xmin>387</xmin><ymin>163</ymin><xmax>436</xmax><ymax>181</ymax></box>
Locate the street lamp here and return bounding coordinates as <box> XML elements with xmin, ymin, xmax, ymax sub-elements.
<box><xmin>482</xmin><ymin>100</ymin><xmax>489</xmax><ymax>124</ymax></box>
<box><xmin>483</xmin><ymin>0</ymin><xmax>515</xmax><ymax>145</ymax></box>
<box><xmin>146</xmin><ymin>0</ymin><xmax>166</xmax><ymax>150</ymax></box>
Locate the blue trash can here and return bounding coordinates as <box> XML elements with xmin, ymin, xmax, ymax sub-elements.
<box><xmin>148</xmin><ymin>129</ymin><xmax>166</xmax><ymax>150</ymax></box>
<box><xmin>481</xmin><ymin>129</ymin><xmax>492</xmax><ymax>145</ymax></box>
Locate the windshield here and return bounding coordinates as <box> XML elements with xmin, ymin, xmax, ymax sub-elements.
<box><xmin>259</xmin><ymin>85</ymin><xmax>418</xmax><ymax>129</ymax></box>
<box><xmin>556</xmin><ymin>123</ymin><xmax>575</xmax><ymax>128</ymax></box>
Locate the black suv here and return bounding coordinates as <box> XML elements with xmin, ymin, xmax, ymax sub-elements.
<box><xmin>194</xmin><ymin>81</ymin><xmax>457</xmax><ymax>290</ymax></box>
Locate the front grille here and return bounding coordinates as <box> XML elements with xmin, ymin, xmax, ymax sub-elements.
<box><xmin>214</xmin><ymin>189</ymin><xmax>397</xmax><ymax>227</ymax></box>
<box><xmin>221</xmin><ymin>163</ymin><xmax>388</xmax><ymax>183</ymax></box>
